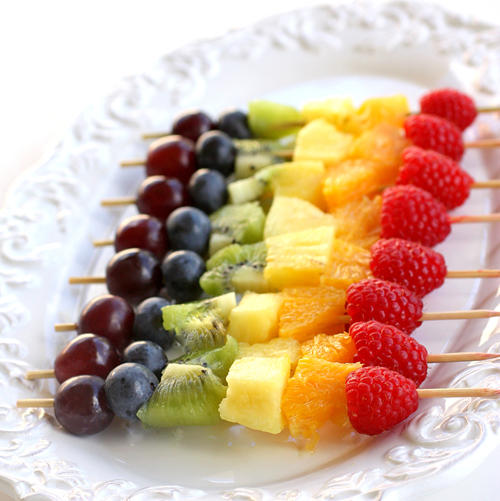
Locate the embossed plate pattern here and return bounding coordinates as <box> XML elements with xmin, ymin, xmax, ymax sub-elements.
<box><xmin>1</xmin><ymin>2</ymin><xmax>500</xmax><ymax>499</ymax></box>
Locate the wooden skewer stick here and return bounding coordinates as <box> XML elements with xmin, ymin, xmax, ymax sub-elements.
<box><xmin>93</xmin><ymin>239</ymin><xmax>114</xmax><ymax>247</ymax></box>
<box><xmin>23</xmin><ymin>352</ymin><xmax>500</xmax><ymax>380</ymax></box>
<box><xmin>101</xmin><ymin>197</ymin><xmax>136</xmax><ymax>207</ymax></box>
<box><xmin>417</xmin><ymin>388</ymin><xmax>500</xmax><ymax>398</ymax></box>
<box><xmin>471</xmin><ymin>181</ymin><xmax>500</xmax><ymax>189</ymax></box>
<box><xmin>446</xmin><ymin>270</ymin><xmax>500</xmax><ymax>278</ymax></box>
<box><xmin>16</xmin><ymin>386</ymin><xmax>500</xmax><ymax>408</ymax></box>
<box><xmin>68</xmin><ymin>277</ymin><xmax>106</xmax><ymax>285</ymax></box>
<box><xmin>54</xmin><ymin>323</ymin><xmax>77</xmax><ymax>331</ymax></box>
<box><xmin>17</xmin><ymin>398</ymin><xmax>54</xmax><ymax>408</ymax></box>
<box><xmin>335</xmin><ymin>309</ymin><xmax>500</xmax><ymax>324</ymax></box>
<box><xmin>450</xmin><ymin>214</ymin><xmax>500</xmax><ymax>223</ymax></box>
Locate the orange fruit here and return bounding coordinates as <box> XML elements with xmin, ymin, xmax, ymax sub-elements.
<box><xmin>301</xmin><ymin>333</ymin><xmax>356</xmax><ymax>363</ymax></box>
<box><xmin>278</xmin><ymin>286</ymin><xmax>346</xmax><ymax>342</ymax></box>
<box><xmin>282</xmin><ymin>357</ymin><xmax>361</xmax><ymax>447</ymax></box>
<box><xmin>330</xmin><ymin>195</ymin><xmax>382</xmax><ymax>249</ymax></box>
<box><xmin>320</xmin><ymin>239</ymin><xmax>372</xmax><ymax>288</ymax></box>
<box><xmin>323</xmin><ymin>158</ymin><xmax>384</xmax><ymax>211</ymax></box>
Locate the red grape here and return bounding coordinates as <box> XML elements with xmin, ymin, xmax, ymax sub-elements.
<box><xmin>172</xmin><ymin>110</ymin><xmax>214</xmax><ymax>142</ymax></box>
<box><xmin>54</xmin><ymin>375</ymin><xmax>114</xmax><ymax>435</ymax></box>
<box><xmin>54</xmin><ymin>334</ymin><xmax>121</xmax><ymax>383</ymax></box>
<box><xmin>136</xmin><ymin>176</ymin><xmax>189</xmax><ymax>221</ymax></box>
<box><xmin>146</xmin><ymin>135</ymin><xmax>196</xmax><ymax>183</ymax></box>
<box><xmin>114</xmin><ymin>214</ymin><xmax>168</xmax><ymax>259</ymax></box>
<box><xmin>106</xmin><ymin>248</ymin><xmax>163</xmax><ymax>306</ymax></box>
<box><xmin>77</xmin><ymin>294</ymin><xmax>134</xmax><ymax>351</ymax></box>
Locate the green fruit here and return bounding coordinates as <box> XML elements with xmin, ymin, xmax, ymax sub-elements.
<box><xmin>200</xmin><ymin>242</ymin><xmax>268</xmax><ymax>296</ymax></box>
<box><xmin>248</xmin><ymin>100</ymin><xmax>303</xmax><ymax>139</ymax></box>
<box><xmin>209</xmin><ymin>202</ymin><xmax>266</xmax><ymax>256</ymax></box>
<box><xmin>233</xmin><ymin>138</ymin><xmax>286</xmax><ymax>179</ymax></box>
<box><xmin>162</xmin><ymin>293</ymin><xmax>236</xmax><ymax>356</ymax></box>
<box><xmin>183</xmin><ymin>335</ymin><xmax>238</xmax><ymax>382</ymax></box>
<box><xmin>227</xmin><ymin>165</ymin><xmax>277</xmax><ymax>204</ymax></box>
<box><xmin>137</xmin><ymin>364</ymin><xmax>227</xmax><ymax>427</ymax></box>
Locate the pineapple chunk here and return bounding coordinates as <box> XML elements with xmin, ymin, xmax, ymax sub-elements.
<box><xmin>355</xmin><ymin>95</ymin><xmax>409</xmax><ymax>131</ymax></box>
<box><xmin>237</xmin><ymin>337</ymin><xmax>301</xmax><ymax>370</ymax></box>
<box><xmin>301</xmin><ymin>97</ymin><xmax>356</xmax><ymax>130</ymax></box>
<box><xmin>323</xmin><ymin>159</ymin><xmax>384</xmax><ymax>212</ymax></box>
<box><xmin>219</xmin><ymin>356</ymin><xmax>291</xmax><ymax>434</ymax></box>
<box><xmin>265</xmin><ymin>226</ymin><xmax>335</xmax><ymax>289</ymax></box>
<box><xmin>293</xmin><ymin>119</ymin><xmax>354</xmax><ymax>166</ymax></box>
<box><xmin>320</xmin><ymin>239</ymin><xmax>372</xmax><ymax>289</ymax></box>
<box><xmin>227</xmin><ymin>292</ymin><xmax>283</xmax><ymax>344</ymax></box>
<box><xmin>264</xmin><ymin>196</ymin><xmax>335</xmax><ymax>239</ymax></box>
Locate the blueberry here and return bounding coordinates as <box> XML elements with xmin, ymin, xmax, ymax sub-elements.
<box><xmin>161</xmin><ymin>250</ymin><xmax>205</xmax><ymax>303</ymax></box>
<box><xmin>133</xmin><ymin>297</ymin><xmax>175</xmax><ymax>349</ymax></box>
<box><xmin>217</xmin><ymin>109</ymin><xmax>252</xmax><ymax>139</ymax></box>
<box><xmin>188</xmin><ymin>169</ymin><xmax>227</xmax><ymax>214</ymax></box>
<box><xmin>104</xmin><ymin>363</ymin><xmax>158</xmax><ymax>421</ymax></box>
<box><xmin>196</xmin><ymin>131</ymin><xmax>236</xmax><ymax>177</ymax></box>
<box><xmin>123</xmin><ymin>341</ymin><xmax>167</xmax><ymax>377</ymax></box>
<box><xmin>166</xmin><ymin>207</ymin><xmax>211</xmax><ymax>255</ymax></box>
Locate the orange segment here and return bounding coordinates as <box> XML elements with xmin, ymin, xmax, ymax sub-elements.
<box><xmin>320</xmin><ymin>239</ymin><xmax>372</xmax><ymax>288</ymax></box>
<box><xmin>323</xmin><ymin>159</ymin><xmax>384</xmax><ymax>211</ymax></box>
<box><xmin>330</xmin><ymin>195</ymin><xmax>382</xmax><ymax>249</ymax></box>
<box><xmin>349</xmin><ymin>123</ymin><xmax>410</xmax><ymax>185</ymax></box>
<box><xmin>301</xmin><ymin>333</ymin><xmax>356</xmax><ymax>363</ymax></box>
<box><xmin>278</xmin><ymin>286</ymin><xmax>346</xmax><ymax>342</ymax></box>
<box><xmin>282</xmin><ymin>357</ymin><xmax>361</xmax><ymax>447</ymax></box>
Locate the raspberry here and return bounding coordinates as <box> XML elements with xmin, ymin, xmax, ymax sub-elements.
<box><xmin>381</xmin><ymin>185</ymin><xmax>451</xmax><ymax>247</ymax></box>
<box><xmin>345</xmin><ymin>366</ymin><xmax>419</xmax><ymax>435</ymax></box>
<box><xmin>397</xmin><ymin>146</ymin><xmax>474</xmax><ymax>210</ymax></box>
<box><xmin>404</xmin><ymin>113</ymin><xmax>464</xmax><ymax>161</ymax></box>
<box><xmin>345</xmin><ymin>278</ymin><xmax>423</xmax><ymax>334</ymax></box>
<box><xmin>349</xmin><ymin>321</ymin><xmax>428</xmax><ymax>386</ymax></box>
<box><xmin>370</xmin><ymin>238</ymin><xmax>447</xmax><ymax>297</ymax></box>
<box><xmin>420</xmin><ymin>88</ymin><xmax>477</xmax><ymax>131</ymax></box>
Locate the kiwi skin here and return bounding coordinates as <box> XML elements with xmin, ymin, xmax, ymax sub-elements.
<box><xmin>137</xmin><ymin>363</ymin><xmax>227</xmax><ymax>427</ymax></box>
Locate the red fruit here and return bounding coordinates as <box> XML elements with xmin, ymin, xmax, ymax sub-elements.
<box><xmin>172</xmin><ymin>110</ymin><xmax>214</xmax><ymax>142</ymax></box>
<box><xmin>404</xmin><ymin>113</ymin><xmax>464</xmax><ymax>161</ymax></box>
<box><xmin>146</xmin><ymin>136</ymin><xmax>196</xmax><ymax>184</ymax></box>
<box><xmin>420</xmin><ymin>88</ymin><xmax>477</xmax><ymax>131</ymax></box>
<box><xmin>397</xmin><ymin>146</ymin><xmax>474</xmax><ymax>210</ymax></box>
<box><xmin>349</xmin><ymin>321</ymin><xmax>428</xmax><ymax>386</ymax></box>
<box><xmin>345</xmin><ymin>366</ymin><xmax>419</xmax><ymax>435</ymax></box>
<box><xmin>370</xmin><ymin>238</ymin><xmax>447</xmax><ymax>297</ymax></box>
<box><xmin>381</xmin><ymin>185</ymin><xmax>451</xmax><ymax>247</ymax></box>
<box><xmin>346</xmin><ymin>278</ymin><xmax>423</xmax><ymax>334</ymax></box>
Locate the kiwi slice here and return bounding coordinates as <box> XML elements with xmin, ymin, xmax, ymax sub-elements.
<box><xmin>162</xmin><ymin>293</ymin><xmax>236</xmax><ymax>356</ymax></box>
<box><xmin>183</xmin><ymin>335</ymin><xmax>238</xmax><ymax>382</ymax></box>
<box><xmin>137</xmin><ymin>364</ymin><xmax>227</xmax><ymax>427</ymax></box>
<box><xmin>248</xmin><ymin>100</ymin><xmax>303</xmax><ymax>139</ymax></box>
<box><xmin>233</xmin><ymin>138</ymin><xmax>290</xmax><ymax>179</ymax></box>
<box><xmin>209</xmin><ymin>202</ymin><xmax>266</xmax><ymax>256</ymax></box>
<box><xmin>200</xmin><ymin>242</ymin><xmax>268</xmax><ymax>296</ymax></box>
<box><xmin>227</xmin><ymin>165</ymin><xmax>277</xmax><ymax>205</ymax></box>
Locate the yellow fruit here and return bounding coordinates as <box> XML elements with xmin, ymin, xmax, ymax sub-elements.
<box><xmin>227</xmin><ymin>292</ymin><xmax>283</xmax><ymax>344</ymax></box>
<box><xmin>237</xmin><ymin>337</ymin><xmax>301</xmax><ymax>370</ymax></box>
<box><xmin>270</xmin><ymin>161</ymin><xmax>327</xmax><ymax>209</ymax></box>
<box><xmin>264</xmin><ymin>196</ymin><xmax>335</xmax><ymax>239</ymax></box>
<box><xmin>330</xmin><ymin>195</ymin><xmax>382</xmax><ymax>249</ymax></box>
<box><xmin>293</xmin><ymin>119</ymin><xmax>354</xmax><ymax>166</ymax></box>
<box><xmin>282</xmin><ymin>357</ymin><xmax>361</xmax><ymax>446</ymax></box>
<box><xmin>219</xmin><ymin>356</ymin><xmax>291</xmax><ymax>434</ymax></box>
<box><xmin>278</xmin><ymin>285</ymin><xmax>346</xmax><ymax>342</ymax></box>
<box><xmin>301</xmin><ymin>333</ymin><xmax>356</xmax><ymax>363</ymax></box>
<box><xmin>265</xmin><ymin>226</ymin><xmax>335</xmax><ymax>289</ymax></box>
<box><xmin>323</xmin><ymin>159</ymin><xmax>384</xmax><ymax>211</ymax></box>
<box><xmin>301</xmin><ymin>97</ymin><xmax>356</xmax><ymax>130</ymax></box>
<box><xmin>320</xmin><ymin>239</ymin><xmax>372</xmax><ymax>288</ymax></box>
<box><xmin>355</xmin><ymin>95</ymin><xmax>410</xmax><ymax>132</ymax></box>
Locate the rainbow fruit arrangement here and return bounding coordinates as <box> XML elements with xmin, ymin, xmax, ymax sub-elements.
<box><xmin>19</xmin><ymin>88</ymin><xmax>500</xmax><ymax>449</ymax></box>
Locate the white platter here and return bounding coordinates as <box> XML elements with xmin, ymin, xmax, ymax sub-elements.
<box><xmin>2</xmin><ymin>2</ymin><xmax>500</xmax><ymax>499</ymax></box>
